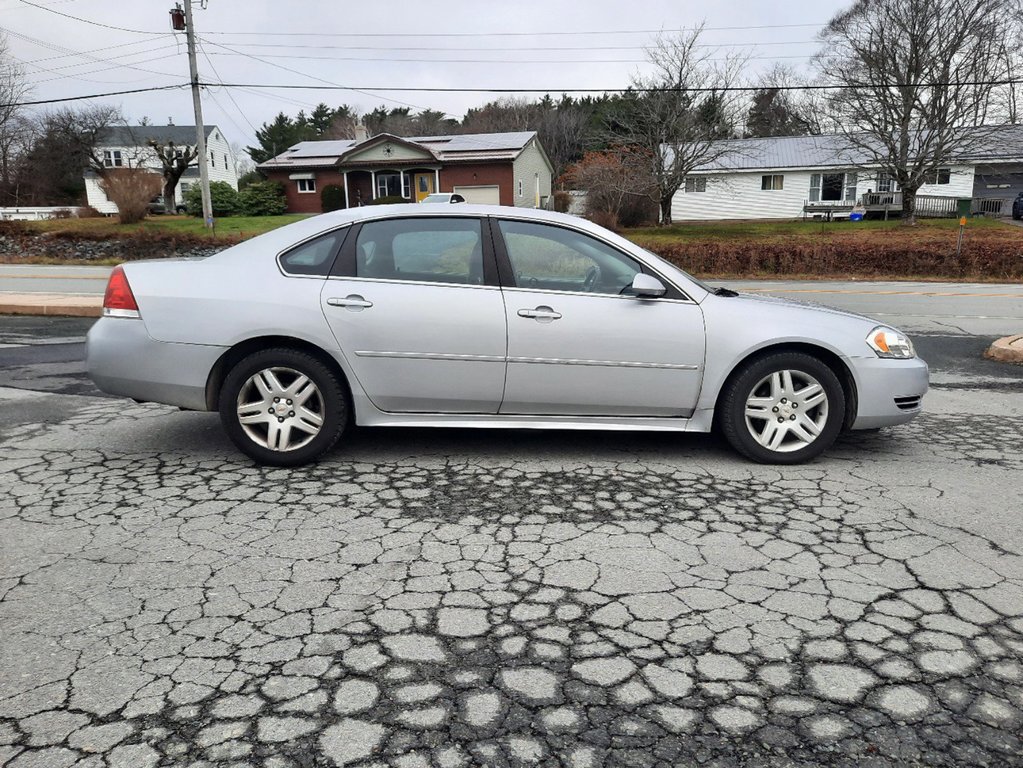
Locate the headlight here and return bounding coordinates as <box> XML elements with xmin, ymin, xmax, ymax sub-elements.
<box><xmin>866</xmin><ymin>326</ymin><xmax>915</xmax><ymax>359</ymax></box>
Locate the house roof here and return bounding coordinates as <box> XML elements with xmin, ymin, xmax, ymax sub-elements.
<box><xmin>98</xmin><ymin>125</ymin><xmax>217</xmax><ymax>147</ymax></box>
<box><xmin>259</xmin><ymin>131</ymin><xmax>539</xmax><ymax>170</ymax></box>
<box><xmin>685</xmin><ymin>124</ymin><xmax>1023</xmax><ymax>173</ymax></box>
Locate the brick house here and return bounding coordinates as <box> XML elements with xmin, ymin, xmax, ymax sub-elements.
<box><xmin>257</xmin><ymin>131</ymin><xmax>553</xmax><ymax>213</ymax></box>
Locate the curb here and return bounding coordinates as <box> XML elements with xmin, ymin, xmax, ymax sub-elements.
<box><xmin>0</xmin><ymin>295</ymin><xmax>102</xmax><ymax>318</ymax></box>
<box><xmin>985</xmin><ymin>334</ymin><xmax>1023</xmax><ymax>364</ymax></box>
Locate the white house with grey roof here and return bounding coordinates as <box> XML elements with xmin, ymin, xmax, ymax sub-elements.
<box><xmin>258</xmin><ymin>131</ymin><xmax>553</xmax><ymax>213</ymax></box>
<box><xmin>84</xmin><ymin>124</ymin><xmax>238</xmax><ymax>215</ymax></box>
<box><xmin>671</xmin><ymin>125</ymin><xmax>1023</xmax><ymax>221</ymax></box>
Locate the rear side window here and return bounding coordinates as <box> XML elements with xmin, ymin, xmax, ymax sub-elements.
<box><xmin>278</xmin><ymin>228</ymin><xmax>347</xmax><ymax>276</ymax></box>
<box><xmin>355</xmin><ymin>217</ymin><xmax>484</xmax><ymax>285</ymax></box>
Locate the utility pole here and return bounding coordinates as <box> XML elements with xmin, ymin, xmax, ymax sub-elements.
<box><xmin>175</xmin><ymin>1</ymin><xmax>213</xmax><ymax>228</ymax></box>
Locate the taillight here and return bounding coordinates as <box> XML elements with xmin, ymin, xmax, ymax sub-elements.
<box><xmin>103</xmin><ymin>265</ymin><xmax>140</xmax><ymax>317</ymax></box>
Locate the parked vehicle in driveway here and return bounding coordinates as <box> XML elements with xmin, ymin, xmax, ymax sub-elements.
<box><xmin>87</xmin><ymin>205</ymin><xmax>928</xmax><ymax>466</ymax></box>
<box><xmin>420</xmin><ymin>192</ymin><xmax>466</xmax><ymax>204</ymax></box>
<box><xmin>1013</xmin><ymin>192</ymin><xmax>1023</xmax><ymax>220</ymax></box>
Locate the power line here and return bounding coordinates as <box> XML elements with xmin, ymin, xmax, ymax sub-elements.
<box><xmin>9</xmin><ymin>78</ymin><xmax>1021</xmax><ymax>110</ymax></box>
<box><xmin>15</xmin><ymin>0</ymin><xmax>155</xmax><ymax>33</ymax></box>
<box><xmin>202</xmin><ymin>51</ymin><xmax>814</xmax><ymax>66</ymax></box>
<box><xmin>3</xmin><ymin>83</ymin><xmax>189</xmax><ymax>107</ymax></box>
<box><xmin>202</xmin><ymin>40</ymin><xmax>821</xmax><ymax>52</ymax></box>
<box><xmin>197</xmin><ymin>39</ymin><xmax>258</xmax><ymax>135</ymax></box>
<box><xmin>12</xmin><ymin>3</ymin><xmax>829</xmax><ymax>40</ymax></box>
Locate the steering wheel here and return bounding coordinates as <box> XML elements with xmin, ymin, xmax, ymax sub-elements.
<box><xmin>583</xmin><ymin>265</ymin><xmax>601</xmax><ymax>293</ymax></box>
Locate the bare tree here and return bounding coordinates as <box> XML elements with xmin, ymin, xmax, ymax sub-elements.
<box><xmin>148</xmin><ymin>138</ymin><xmax>198</xmax><ymax>211</ymax></box>
<box><xmin>745</xmin><ymin>64</ymin><xmax>831</xmax><ymax>137</ymax></box>
<box><xmin>611</xmin><ymin>25</ymin><xmax>749</xmax><ymax>224</ymax></box>
<box><xmin>817</xmin><ymin>0</ymin><xmax>1009</xmax><ymax>224</ymax></box>
<box><xmin>0</xmin><ymin>31</ymin><xmax>30</xmax><ymax>203</ymax></box>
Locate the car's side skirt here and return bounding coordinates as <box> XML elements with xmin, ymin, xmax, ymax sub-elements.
<box><xmin>355</xmin><ymin>411</ymin><xmax>703</xmax><ymax>432</ymax></box>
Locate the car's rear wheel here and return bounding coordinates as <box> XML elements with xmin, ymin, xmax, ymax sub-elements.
<box><xmin>219</xmin><ymin>348</ymin><xmax>347</xmax><ymax>466</ymax></box>
<box><xmin>719</xmin><ymin>351</ymin><xmax>845</xmax><ymax>464</ymax></box>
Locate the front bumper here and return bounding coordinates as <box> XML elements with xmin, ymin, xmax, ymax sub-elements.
<box><xmin>86</xmin><ymin>316</ymin><xmax>226</xmax><ymax>411</ymax></box>
<box><xmin>849</xmin><ymin>355</ymin><xmax>929</xmax><ymax>429</ymax></box>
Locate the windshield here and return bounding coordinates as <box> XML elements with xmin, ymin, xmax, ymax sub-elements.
<box><xmin>421</xmin><ymin>194</ymin><xmax>449</xmax><ymax>203</ymax></box>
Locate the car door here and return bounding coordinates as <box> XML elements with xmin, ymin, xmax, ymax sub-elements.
<box><xmin>320</xmin><ymin>215</ymin><xmax>507</xmax><ymax>413</ymax></box>
<box><xmin>494</xmin><ymin>218</ymin><xmax>705</xmax><ymax>417</ymax></box>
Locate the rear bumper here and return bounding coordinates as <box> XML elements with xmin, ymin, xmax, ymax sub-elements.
<box><xmin>849</xmin><ymin>355</ymin><xmax>929</xmax><ymax>429</ymax></box>
<box><xmin>86</xmin><ymin>316</ymin><xmax>226</xmax><ymax>411</ymax></box>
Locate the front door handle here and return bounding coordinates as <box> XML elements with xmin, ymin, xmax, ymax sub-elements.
<box><xmin>327</xmin><ymin>295</ymin><xmax>373</xmax><ymax>311</ymax></box>
<box><xmin>518</xmin><ymin>306</ymin><xmax>562</xmax><ymax>322</ymax></box>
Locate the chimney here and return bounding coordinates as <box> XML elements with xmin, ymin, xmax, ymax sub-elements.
<box><xmin>354</xmin><ymin>123</ymin><xmax>368</xmax><ymax>142</ymax></box>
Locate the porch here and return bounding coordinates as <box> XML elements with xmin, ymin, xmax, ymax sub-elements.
<box><xmin>803</xmin><ymin>192</ymin><xmax>1013</xmax><ymax>220</ymax></box>
<box><xmin>341</xmin><ymin>166</ymin><xmax>442</xmax><ymax>207</ymax></box>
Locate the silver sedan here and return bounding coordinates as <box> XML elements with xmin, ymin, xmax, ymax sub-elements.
<box><xmin>86</xmin><ymin>205</ymin><xmax>928</xmax><ymax>465</ymax></box>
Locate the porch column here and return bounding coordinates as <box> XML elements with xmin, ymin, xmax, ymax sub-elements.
<box><xmin>434</xmin><ymin>168</ymin><xmax>440</xmax><ymax>192</ymax></box>
<box><xmin>342</xmin><ymin>171</ymin><xmax>349</xmax><ymax>208</ymax></box>
<box><xmin>371</xmin><ymin>170</ymin><xmax>377</xmax><ymax>200</ymax></box>
<box><xmin>400</xmin><ymin>169</ymin><xmax>406</xmax><ymax>201</ymax></box>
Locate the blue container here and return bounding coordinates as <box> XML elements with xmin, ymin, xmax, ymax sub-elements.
<box><xmin>849</xmin><ymin>212</ymin><xmax>864</xmax><ymax>222</ymax></box>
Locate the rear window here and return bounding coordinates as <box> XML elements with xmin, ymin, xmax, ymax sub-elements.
<box><xmin>278</xmin><ymin>228</ymin><xmax>348</xmax><ymax>276</ymax></box>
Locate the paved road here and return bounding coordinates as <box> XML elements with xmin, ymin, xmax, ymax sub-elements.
<box><xmin>1</xmin><ymin>286</ymin><xmax>1022</xmax><ymax>767</ymax></box>
<box><xmin>0</xmin><ymin>264</ymin><xmax>111</xmax><ymax>296</ymax></box>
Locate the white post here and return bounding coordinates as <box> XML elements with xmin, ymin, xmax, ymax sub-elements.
<box><xmin>342</xmin><ymin>171</ymin><xmax>349</xmax><ymax>208</ymax></box>
<box><xmin>434</xmin><ymin>168</ymin><xmax>440</xmax><ymax>192</ymax></box>
<box><xmin>182</xmin><ymin>0</ymin><xmax>212</xmax><ymax>229</ymax></box>
<box><xmin>400</xmin><ymin>170</ymin><xmax>406</xmax><ymax>200</ymax></box>
<box><xmin>371</xmin><ymin>170</ymin><xmax>377</xmax><ymax>200</ymax></box>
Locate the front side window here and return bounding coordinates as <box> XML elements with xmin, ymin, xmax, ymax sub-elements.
<box><xmin>761</xmin><ymin>174</ymin><xmax>784</xmax><ymax>191</ymax></box>
<box><xmin>498</xmin><ymin>219</ymin><xmax>642</xmax><ymax>295</ymax></box>
<box><xmin>279</xmin><ymin>228</ymin><xmax>347</xmax><ymax>276</ymax></box>
<box><xmin>685</xmin><ymin>177</ymin><xmax>707</xmax><ymax>193</ymax></box>
<box><xmin>297</xmin><ymin>178</ymin><xmax>316</xmax><ymax>193</ymax></box>
<box><xmin>355</xmin><ymin>218</ymin><xmax>484</xmax><ymax>285</ymax></box>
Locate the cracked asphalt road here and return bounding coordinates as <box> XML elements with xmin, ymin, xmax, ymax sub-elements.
<box><xmin>1</xmin><ymin>294</ymin><xmax>1023</xmax><ymax>767</ymax></box>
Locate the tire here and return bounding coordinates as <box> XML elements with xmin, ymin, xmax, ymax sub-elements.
<box><xmin>719</xmin><ymin>351</ymin><xmax>845</xmax><ymax>464</ymax></box>
<box><xmin>219</xmin><ymin>347</ymin><xmax>347</xmax><ymax>466</ymax></box>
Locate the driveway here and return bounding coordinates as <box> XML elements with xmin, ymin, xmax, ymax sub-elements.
<box><xmin>0</xmin><ymin>284</ymin><xmax>1021</xmax><ymax>767</ymax></box>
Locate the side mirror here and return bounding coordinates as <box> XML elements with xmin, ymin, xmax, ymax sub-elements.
<box><xmin>631</xmin><ymin>273</ymin><xmax>666</xmax><ymax>298</ymax></box>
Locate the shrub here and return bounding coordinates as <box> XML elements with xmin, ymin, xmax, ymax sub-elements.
<box><xmin>321</xmin><ymin>184</ymin><xmax>345</xmax><ymax>212</ymax></box>
<box><xmin>237</xmin><ymin>170</ymin><xmax>262</xmax><ymax>190</ymax></box>
<box><xmin>238</xmin><ymin>181</ymin><xmax>287</xmax><ymax>216</ymax></box>
<box><xmin>78</xmin><ymin>205</ymin><xmax>103</xmax><ymax>218</ymax></box>
<box><xmin>99</xmin><ymin>169</ymin><xmax>163</xmax><ymax>224</ymax></box>
<box><xmin>365</xmin><ymin>195</ymin><xmax>410</xmax><ymax>206</ymax></box>
<box><xmin>184</xmin><ymin>181</ymin><xmax>240</xmax><ymax>217</ymax></box>
<box><xmin>552</xmin><ymin>190</ymin><xmax>571</xmax><ymax>213</ymax></box>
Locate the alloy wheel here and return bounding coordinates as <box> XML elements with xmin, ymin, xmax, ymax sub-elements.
<box><xmin>743</xmin><ymin>369</ymin><xmax>829</xmax><ymax>453</ymax></box>
<box><xmin>235</xmin><ymin>366</ymin><xmax>324</xmax><ymax>452</ymax></box>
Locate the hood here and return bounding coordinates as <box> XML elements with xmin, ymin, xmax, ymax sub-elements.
<box><xmin>730</xmin><ymin>291</ymin><xmax>881</xmax><ymax>325</ymax></box>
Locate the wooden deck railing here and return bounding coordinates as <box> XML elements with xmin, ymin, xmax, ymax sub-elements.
<box><xmin>805</xmin><ymin>193</ymin><xmax>1011</xmax><ymax>218</ymax></box>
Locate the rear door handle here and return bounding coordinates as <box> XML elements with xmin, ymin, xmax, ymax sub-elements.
<box><xmin>327</xmin><ymin>295</ymin><xmax>373</xmax><ymax>310</ymax></box>
<box><xmin>518</xmin><ymin>306</ymin><xmax>562</xmax><ymax>321</ymax></box>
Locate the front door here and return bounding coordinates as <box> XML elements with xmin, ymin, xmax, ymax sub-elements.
<box><xmin>320</xmin><ymin>216</ymin><xmax>507</xmax><ymax>413</ymax></box>
<box><xmin>413</xmin><ymin>172</ymin><xmax>435</xmax><ymax>202</ymax></box>
<box><xmin>494</xmin><ymin>218</ymin><xmax>705</xmax><ymax>417</ymax></box>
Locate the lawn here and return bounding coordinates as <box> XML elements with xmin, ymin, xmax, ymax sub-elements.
<box><xmin>25</xmin><ymin>214</ymin><xmax>311</xmax><ymax>240</ymax></box>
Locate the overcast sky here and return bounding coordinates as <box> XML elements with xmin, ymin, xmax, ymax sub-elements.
<box><xmin>2</xmin><ymin>0</ymin><xmax>849</xmax><ymax>151</ymax></box>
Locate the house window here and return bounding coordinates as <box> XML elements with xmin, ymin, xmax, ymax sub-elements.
<box><xmin>376</xmin><ymin>172</ymin><xmax>403</xmax><ymax>198</ymax></box>
<box><xmin>877</xmin><ymin>173</ymin><xmax>899</xmax><ymax>193</ymax></box>
<box><xmin>518</xmin><ymin>179</ymin><xmax>523</xmax><ymax>197</ymax></box>
<box><xmin>809</xmin><ymin>172</ymin><xmax>856</xmax><ymax>202</ymax></box>
<box><xmin>210</xmin><ymin>151</ymin><xmax>215</xmax><ymax>168</ymax></box>
<box><xmin>685</xmin><ymin>177</ymin><xmax>707</xmax><ymax>193</ymax></box>
<box><xmin>761</xmin><ymin>174</ymin><xmax>784</xmax><ymax>191</ymax></box>
<box><xmin>297</xmin><ymin>178</ymin><xmax>316</xmax><ymax>193</ymax></box>
<box><xmin>923</xmin><ymin>167</ymin><xmax>951</xmax><ymax>185</ymax></box>
<box><xmin>103</xmin><ymin>150</ymin><xmax>123</xmax><ymax>168</ymax></box>
<box><xmin>180</xmin><ymin>182</ymin><xmax>191</xmax><ymax>192</ymax></box>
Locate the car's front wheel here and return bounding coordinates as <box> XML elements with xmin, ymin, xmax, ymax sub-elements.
<box><xmin>219</xmin><ymin>348</ymin><xmax>347</xmax><ymax>466</ymax></box>
<box><xmin>719</xmin><ymin>351</ymin><xmax>845</xmax><ymax>464</ymax></box>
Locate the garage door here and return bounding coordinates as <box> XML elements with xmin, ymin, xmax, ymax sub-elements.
<box><xmin>453</xmin><ymin>185</ymin><xmax>501</xmax><ymax>205</ymax></box>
